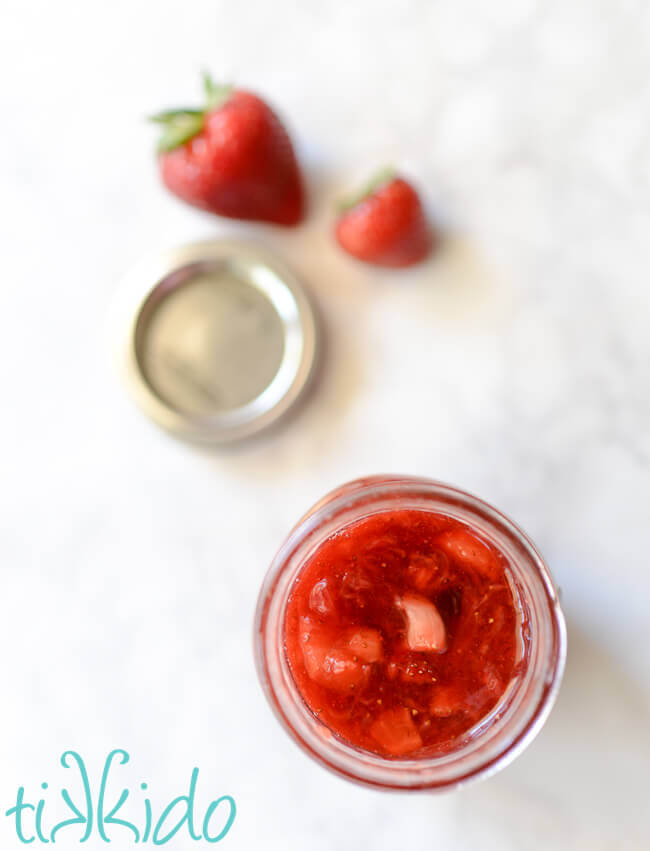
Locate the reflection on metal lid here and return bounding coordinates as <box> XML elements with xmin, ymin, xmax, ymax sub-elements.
<box><xmin>117</xmin><ymin>241</ymin><xmax>318</xmax><ymax>444</ymax></box>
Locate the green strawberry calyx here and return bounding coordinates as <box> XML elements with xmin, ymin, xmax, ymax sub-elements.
<box><xmin>337</xmin><ymin>166</ymin><xmax>397</xmax><ymax>213</ymax></box>
<box><xmin>150</xmin><ymin>73</ymin><xmax>233</xmax><ymax>153</ymax></box>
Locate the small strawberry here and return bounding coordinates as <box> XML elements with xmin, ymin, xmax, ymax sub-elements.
<box><xmin>151</xmin><ymin>74</ymin><xmax>304</xmax><ymax>225</ymax></box>
<box><xmin>335</xmin><ymin>169</ymin><xmax>433</xmax><ymax>267</ymax></box>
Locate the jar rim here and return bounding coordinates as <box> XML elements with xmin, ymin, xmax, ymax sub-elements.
<box><xmin>254</xmin><ymin>475</ymin><xmax>567</xmax><ymax>791</ymax></box>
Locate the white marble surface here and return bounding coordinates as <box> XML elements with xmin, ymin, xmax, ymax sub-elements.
<box><xmin>1</xmin><ymin>0</ymin><xmax>649</xmax><ymax>848</ymax></box>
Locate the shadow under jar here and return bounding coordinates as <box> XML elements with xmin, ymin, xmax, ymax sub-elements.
<box><xmin>254</xmin><ymin>476</ymin><xmax>566</xmax><ymax>791</ymax></box>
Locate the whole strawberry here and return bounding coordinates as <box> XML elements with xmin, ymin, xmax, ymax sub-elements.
<box><xmin>151</xmin><ymin>74</ymin><xmax>304</xmax><ymax>225</ymax></box>
<box><xmin>335</xmin><ymin>169</ymin><xmax>433</xmax><ymax>267</ymax></box>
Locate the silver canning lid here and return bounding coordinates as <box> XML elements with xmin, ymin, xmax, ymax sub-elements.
<box><xmin>117</xmin><ymin>240</ymin><xmax>318</xmax><ymax>444</ymax></box>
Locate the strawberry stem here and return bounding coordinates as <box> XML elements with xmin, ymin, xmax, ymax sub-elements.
<box><xmin>153</xmin><ymin>112</ymin><xmax>206</xmax><ymax>153</ymax></box>
<box><xmin>150</xmin><ymin>74</ymin><xmax>233</xmax><ymax>153</ymax></box>
<box><xmin>202</xmin><ymin>71</ymin><xmax>233</xmax><ymax>111</ymax></box>
<box><xmin>337</xmin><ymin>166</ymin><xmax>397</xmax><ymax>213</ymax></box>
<box><xmin>149</xmin><ymin>109</ymin><xmax>204</xmax><ymax>124</ymax></box>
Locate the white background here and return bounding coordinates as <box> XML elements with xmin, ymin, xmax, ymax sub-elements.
<box><xmin>1</xmin><ymin>0</ymin><xmax>649</xmax><ymax>848</ymax></box>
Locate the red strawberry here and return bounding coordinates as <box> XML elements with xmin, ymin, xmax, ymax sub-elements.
<box><xmin>335</xmin><ymin>169</ymin><xmax>433</xmax><ymax>267</ymax></box>
<box><xmin>151</xmin><ymin>74</ymin><xmax>304</xmax><ymax>225</ymax></box>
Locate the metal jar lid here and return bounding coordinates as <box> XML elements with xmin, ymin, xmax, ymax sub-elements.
<box><xmin>117</xmin><ymin>240</ymin><xmax>318</xmax><ymax>444</ymax></box>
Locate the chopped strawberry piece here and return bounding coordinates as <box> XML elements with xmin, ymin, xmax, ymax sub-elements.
<box><xmin>299</xmin><ymin>617</ymin><xmax>372</xmax><ymax>693</ymax></box>
<box><xmin>339</xmin><ymin>566</ymin><xmax>377</xmax><ymax>611</ymax></box>
<box><xmin>406</xmin><ymin>551</ymin><xmax>449</xmax><ymax>593</ymax></box>
<box><xmin>309</xmin><ymin>578</ymin><xmax>336</xmax><ymax>617</ymax></box>
<box><xmin>364</xmin><ymin>534</ymin><xmax>406</xmax><ymax>559</ymax></box>
<box><xmin>369</xmin><ymin>707</ymin><xmax>423</xmax><ymax>755</ymax></box>
<box><xmin>429</xmin><ymin>686</ymin><xmax>465</xmax><ymax>717</ymax></box>
<box><xmin>434</xmin><ymin>529</ymin><xmax>499</xmax><ymax>578</ymax></box>
<box><xmin>397</xmin><ymin>594</ymin><xmax>447</xmax><ymax>653</ymax></box>
<box><xmin>340</xmin><ymin>565</ymin><xmax>375</xmax><ymax>592</ymax></box>
<box><xmin>345</xmin><ymin>627</ymin><xmax>383</xmax><ymax>662</ymax></box>
<box><xmin>316</xmin><ymin>651</ymin><xmax>371</xmax><ymax>693</ymax></box>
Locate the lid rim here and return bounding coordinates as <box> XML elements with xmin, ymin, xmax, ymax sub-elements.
<box><xmin>116</xmin><ymin>240</ymin><xmax>318</xmax><ymax>444</ymax></box>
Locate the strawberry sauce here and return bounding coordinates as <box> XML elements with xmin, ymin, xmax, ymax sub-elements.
<box><xmin>284</xmin><ymin>509</ymin><xmax>522</xmax><ymax>758</ymax></box>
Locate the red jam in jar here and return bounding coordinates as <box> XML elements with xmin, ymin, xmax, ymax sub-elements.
<box><xmin>256</xmin><ymin>477</ymin><xmax>566</xmax><ymax>790</ymax></box>
<box><xmin>284</xmin><ymin>509</ymin><xmax>522</xmax><ymax>758</ymax></box>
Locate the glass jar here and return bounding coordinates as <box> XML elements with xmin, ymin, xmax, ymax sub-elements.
<box><xmin>254</xmin><ymin>475</ymin><xmax>566</xmax><ymax>791</ymax></box>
